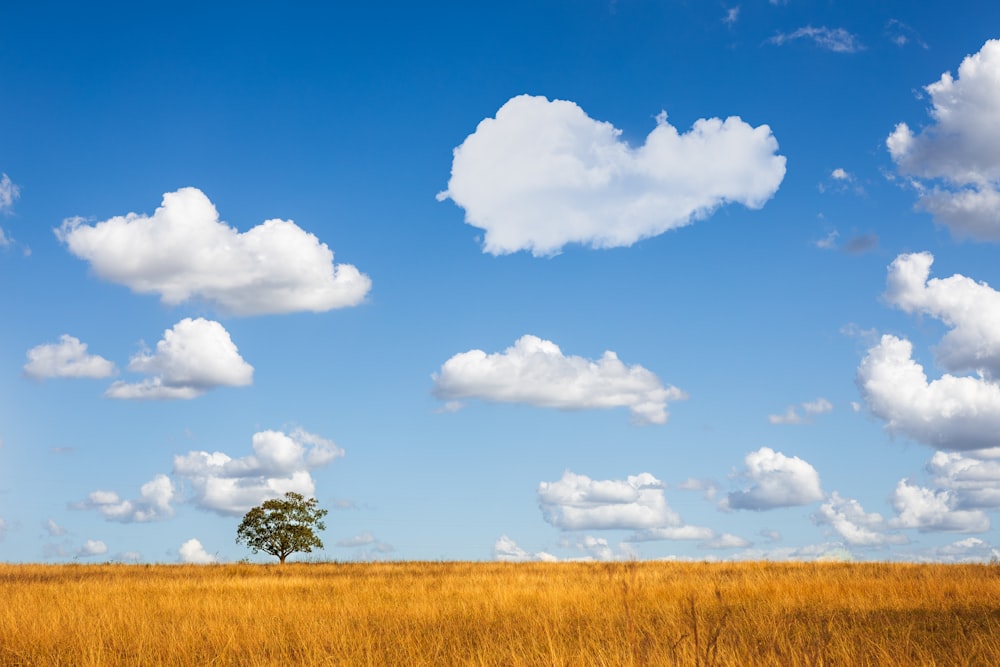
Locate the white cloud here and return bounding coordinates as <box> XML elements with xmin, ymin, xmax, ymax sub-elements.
<box><xmin>0</xmin><ymin>518</ymin><xmax>6</xmax><ymax>541</ymax></box>
<box><xmin>885</xmin><ymin>19</ymin><xmax>927</xmax><ymax>49</ymax></box>
<box><xmin>437</xmin><ymin>95</ymin><xmax>785</xmax><ymax>256</ymax></box>
<box><xmin>831</xmin><ymin>168</ymin><xmax>850</xmax><ymax>181</ymax></box>
<box><xmin>44</xmin><ymin>519</ymin><xmax>67</xmax><ymax>537</ymax></box>
<box><xmin>928</xmin><ymin>451</ymin><xmax>1000</xmax><ymax>509</ymax></box>
<box><xmin>493</xmin><ymin>535</ymin><xmax>558</xmax><ymax>562</ymax></box>
<box><xmin>173</xmin><ymin>428</ymin><xmax>344</xmax><ymax>516</ymax></box>
<box><xmin>768</xmin><ymin>397</ymin><xmax>833</xmax><ymax>424</ymax></box>
<box><xmin>890</xmin><ymin>479</ymin><xmax>989</xmax><ymax>533</ymax></box>
<box><xmin>723</xmin><ymin>447</ymin><xmax>823</xmax><ymax>510</ymax></box>
<box><xmin>432</xmin><ymin>334</ymin><xmax>686</xmax><ymax>425</ymax></box>
<box><xmin>0</xmin><ymin>227</ymin><xmax>10</xmax><ymax>248</ymax></box>
<box><xmin>700</xmin><ymin>533</ymin><xmax>752</xmax><ymax>549</ymax></box>
<box><xmin>627</xmin><ymin>525</ymin><xmax>715</xmax><ymax>542</ymax></box>
<box><xmin>857</xmin><ymin>334</ymin><xmax>1000</xmax><ymax>451</ymax></box>
<box><xmin>930</xmin><ymin>537</ymin><xmax>999</xmax><ymax>563</ymax></box>
<box><xmin>179</xmin><ymin>538</ymin><xmax>218</xmax><ymax>564</ymax></box>
<box><xmin>105</xmin><ymin>318</ymin><xmax>252</xmax><ymax>400</ymax></box>
<box><xmin>57</xmin><ymin>187</ymin><xmax>371</xmax><ymax>315</ymax></box>
<box><xmin>768</xmin><ymin>26</ymin><xmax>864</xmax><ymax>53</ymax></box>
<box><xmin>814</xmin><ymin>492</ymin><xmax>907</xmax><ymax>546</ymax></box>
<box><xmin>75</xmin><ymin>474</ymin><xmax>175</xmax><ymax>523</ymax></box>
<box><xmin>0</xmin><ymin>173</ymin><xmax>19</xmax><ymax>212</ymax></box>
<box><xmin>23</xmin><ymin>335</ymin><xmax>117</xmax><ymax>380</ymax></box>
<box><xmin>885</xmin><ymin>252</ymin><xmax>1000</xmax><ymax>378</ymax></box>
<box><xmin>77</xmin><ymin>539</ymin><xmax>108</xmax><ymax>558</ymax></box>
<box><xmin>722</xmin><ymin>6</ymin><xmax>739</xmax><ymax>26</ymax></box>
<box><xmin>887</xmin><ymin>40</ymin><xmax>1000</xmax><ymax>240</ymax></box>
<box><xmin>538</xmin><ymin>470</ymin><xmax>679</xmax><ymax>530</ymax></box>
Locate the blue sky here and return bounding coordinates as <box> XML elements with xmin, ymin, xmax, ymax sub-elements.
<box><xmin>3</xmin><ymin>1</ymin><xmax>1000</xmax><ymax>564</ymax></box>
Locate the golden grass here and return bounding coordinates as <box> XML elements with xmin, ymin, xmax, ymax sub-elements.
<box><xmin>1</xmin><ymin>560</ymin><xmax>999</xmax><ymax>665</ymax></box>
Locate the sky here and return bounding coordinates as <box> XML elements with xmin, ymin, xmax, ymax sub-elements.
<box><xmin>2</xmin><ymin>1</ymin><xmax>1000</xmax><ymax>564</ymax></box>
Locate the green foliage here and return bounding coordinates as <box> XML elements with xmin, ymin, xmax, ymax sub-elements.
<box><xmin>235</xmin><ymin>492</ymin><xmax>328</xmax><ymax>564</ymax></box>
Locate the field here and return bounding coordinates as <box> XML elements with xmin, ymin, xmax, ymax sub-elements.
<box><xmin>1</xmin><ymin>560</ymin><xmax>999</xmax><ymax>665</ymax></box>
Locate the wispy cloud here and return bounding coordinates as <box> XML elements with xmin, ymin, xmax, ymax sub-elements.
<box><xmin>768</xmin><ymin>26</ymin><xmax>864</xmax><ymax>53</ymax></box>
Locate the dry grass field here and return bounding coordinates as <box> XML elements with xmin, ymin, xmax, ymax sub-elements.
<box><xmin>1</xmin><ymin>560</ymin><xmax>999</xmax><ymax>665</ymax></box>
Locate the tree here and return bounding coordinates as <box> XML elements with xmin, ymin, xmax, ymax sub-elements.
<box><xmin>236</xmin><ymin>492</ymin><xmax>328</xmax><ymax>564</ymax></box>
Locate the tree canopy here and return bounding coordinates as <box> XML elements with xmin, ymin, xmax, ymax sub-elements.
<box><xmin>235</xmin><ymin>492</ymin><xmax>328</xmax><ymax>564</ymax></box>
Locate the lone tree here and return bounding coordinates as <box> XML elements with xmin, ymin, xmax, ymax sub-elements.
<box><xmin>236</xmin><ymin>492</ymin><xmax>328</xmax><ymax>564</ymax></box>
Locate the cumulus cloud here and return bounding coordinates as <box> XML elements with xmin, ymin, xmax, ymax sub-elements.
<box><xmin>173</xmin><ymin>428</ymin><xmax>344</xmax><ymax>516</ymax></box>
<box><xmin>930</xmin><ymin>537</ymin><xmax>1000</xmax><ymax>563</ymax></box>
<box><xmin>885</xmin><ymin>252</ymin><xmax>1000</xmax><ymax>378</ymax></box>
<box><xmin>432</xmin><ymin>335</ymin><xmax>686</xmax><ymax>425</ymax></box>
<box><xmin>857</xmin><ymin>334</ymin><xmax>1000</xmax><ymax>451</ymax></box>
<box><xmin>768</xmin><ymin>26</ymin><xmax>864</xmax><ymax>53</ymax></box>
<box><xmin>179</xmin><ymin>538</ymin><xmax>218</xmax><ymax>564</ymax></box>
<box><xmin>887</xmin><ymin>40</ymin><xmax>1000</xmax><ymax>240</ymax></box>
<box><xmin>106</xmin><ymin>318</ymin><xmax>253</xmax><ymax>400</ymax></box>
<box><xmin>493</xmin><ymin>535</ymin><xmax>558</xmax><ymax>562</ymax></box>
<box><xmin>768</xmin><ymin>397</ymin><xmax>833</xmax><ymax>424</ymax></box>
<box><xmin>437</xmin><ymin>95</ymin><xmax>785</xmax><ymax>256</ymax></box>
<box><xmin>890</xmin><ymin>479</ymin><xmax>989</xmax><ymax>533</ymax></box>
<box><xmin>723</xmin><ymin>447</ymin><xmax>823</xmax><ymax>510</ymax></box>
<box><xmin>814</xmin><ymin>492</ymin><xmax>907</xmax><ymax>546</ymax></box>
<box><xmin>74</xmin><ymin>474</ymin><xmax>176</xmax><ymax>523</ymax></box>
<box><xmin>44</xmin><ymin>519</ymin><xmax>67</xmax><ymax>537</ymax></box>
<box><xmin>77</xmin><ymin>539</ymin><xmax>108</xmax><ymax>558</ymax></box>
<box><xmin>928</xmin><ymin>451</ymin><xmax>1000</xmax><ymax>509</ymax></box>
<box><xmin>538</xmin><ymin>470</ymin><xmax>679</xmax><ymax>530</ymax></box>
<box><xmin>57</xmin><ymin>187</ymin><xmax>371</xmax><ymax>315</ymax></box>
<box><xmin>23</xmin><ymin>335</ymin><xmax>116</xmax><ymax>380</ymax></box>
<box><xmin>0</xmin><ymin>173</ymin><xmax>19</xmax><ymax>212</ymax></box>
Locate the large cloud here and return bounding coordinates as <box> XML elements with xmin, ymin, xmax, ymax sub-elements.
<box><xmin>857</xmin><ymin>334</ymin><xmax>1000</xmax><ymax>451</ymax></box>
<box><xmin>887</xmin><ymin>40</ymin><xmax>1000</xmax><ymax>240</ymax></box>
<box><xmin>723</xmin><ymin>447</ymin><xmax>823</xmax><ymax>510</ymax></box>
<box><xmin>73</xmin><ymin>474</ymin><xmax>175</xmax><ymax>523</ymax></box>
<box><xmin>57</xmin><ymin>187</ymin><xmax>371</xmax><ymax>315</ymax></box>
<box><xmin>437</xmin><ymin>95</ymin><xmax>785</xmax><ymax>256</ymax></box>
<box><xmin>106</xmin><ymin>318</ymin><xmax>253</xmax><ymax>400</ymax></box>
<box><xmin>172</xmin><ymin>428</ymin><xmax>344</xmax><ymax>515</ymax></box>
<box><xmin>432</xmin><ymin>335</ymin><xmax>686</xmax><ymax>425</ymax></box>
<box><xmin>885</xmin><ymin>252</ymin><xmax>1000</xmax><ymax>377</ymax></box>
<box><xmin>23</xmin><ymin>335</ymin><xmax>116</xmax><ymax>379</ymax></box>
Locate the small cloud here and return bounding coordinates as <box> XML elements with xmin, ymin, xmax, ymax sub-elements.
<box><xmin>768</xmin><ymin>26</ymin><xmax>864</xmax><ymax>53</ymax></box>
<box><xmin>0</xmin><ymin>173</ymin><xmax>19</xmax><ymax>213</ymax></box>
<box><xmin>885</xmin><ymin>19</ymin><xmax>928</xmax><ymax>49</ymax></box>
<box><xmin>76</xmin><ymin>539</ymin><xmax>108</xmax><ymax>558</ymax></box>
<box><xmin>179</xmin><ymin>538</ymin><xmax>218</xmax><ymax>564</ymax></box>
<box><xmin>700</xmin><ymin>533</ymin><xmax>751</xmax><ymax>549</ymax></box>
<box><xmin>722</xmin><ymin>6</ymin><xmax>739</xmax><ymax>26</ymax></box>
<box><xmin>768</xmin><ymin>397</ymin><xmax>832</xmax><ymax>424</ymax></box>
<box><xmin>831</xmin><ymin>168</ymin><xmax>851</xmax><ymax>181</ymax></box>
<box><xmin>433</xmin><ymin>334</ymin><xmax>686</xmax><ymax>425</ymax></box>
<box><xmin>538</xmin><ymin>470</ymin><xmax>678</xmax><ymax>530</ymax></box>
<box><xmin>815</xmin><ymin>229</ymin><xmax>839</xmax><ymax>250</ymax></box>
<box><xmin>43</xmin><ymin>519</ymin><xmax>67</xmax><ymax>537</ymax></box>
<box><xmin>105</xmin><ymin>318</ymin><xmax>252</xmax><ymax>400</ymax></box>
<box><xmin>73</xmin><ymin>474</ymin><xmax>175</xmax><ymax>523</ymax></box>
<box><xmin>23</xmin><ymin>335</ymin><xmax>116</xmax><ymax>380</ymax></box>
<box><xmin>723</xmin><ymin>447</ymin><xmax>823</xmax><ymax>510</ymax></box>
